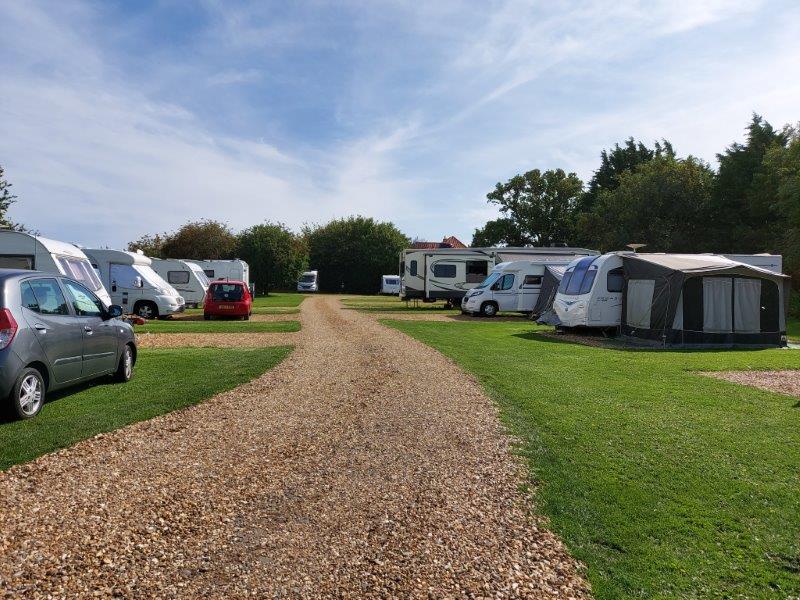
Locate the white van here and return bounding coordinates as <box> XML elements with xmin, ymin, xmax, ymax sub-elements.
<box><xmin>380</xmin><ymin>275</ymin><xmax>400</xmax><ymax>295</ymax></box>
<box><xmin>297</xmin><ymin>270</ymin><xmax>318</xmax><ymax>292</ymax></box>
<box><xmin>150</xmin><ymin>259</ymin><xmax>210</xmax><ymax>307</ymax></box>
<box><xmin>84</xmin><ymin>249</ymin><xmax>185</xmax><ymax>319</ymax></box>
<box><xmin>462</xmin><ymin>261</ymin><xmax>568</xmax><ymax>317</ymax></box>
<box><xmin>186</xmin><ymin>259</ymin><xmax>250</xmax><ymax>286</ymax></box>
<box><xmin>0</xmin><ymin>230</ymin><xmax>112</xmax><ymax>306</ymax></box>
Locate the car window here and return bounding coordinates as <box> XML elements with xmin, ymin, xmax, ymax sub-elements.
<box><xmin>63</xmin><ymin>280</ymin><xmax>104</xmax><ymax>317</ymax></box>
<box><xmin>168</xmin><ymin>271</ymin><xmax>190</xmax><ymax>285</ymax></box>
<box><xmin>210</xmin><ymin>284</ymin><xmax>244</xmax><ymax>301</ymax></box>
<box><xmin>28</xmin><ymin>279</ymin><xmax>70</xmax><ymax>315</ymax></box>
<box><xmin>20</xmin><ymin>282</ymin><xmax>40</xmax><ymax>312</ymax></box>
<box><xmin>500</xmin><ymin>274</ymin><xmax>515</xmax><ymax>290</ymax></box>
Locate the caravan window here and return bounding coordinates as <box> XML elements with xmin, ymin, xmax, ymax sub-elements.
<box><xmin>204</xmin><ymin>269</ymin><xmax>215</xmax><ymax>278</ymax></box>
<box><xmin>433</xmin><ymin>264</ymin><xmax>456</xmax><ymax>278</ymax></box>
<box><xmin>558</xmin><ymin>268</ymin><xmax>574</xmax><ymax>294</ymax></box>
<box><xmin>0</xmin><ymin>255</ymin><xmax>34</xmax><ymax>270</ymax></box>
<box><xmin>466</xmin><ymin>261</ymin><xmax>488</xmax><ymax>283</ymax></box>
<box><xmin>523</xmin><ymin>275</ymin><xmax>542</xmax><ymax>285</ymax></box>
<box><xmin>607</xmin><ymin>267</ymin><xmax>624</xmax><ymax>293</ymax></box>
<box><xmin>409</xmin><ymin>260</ymin><xmax>418</xmax><ymax>276</ymax></box>
<box><xmin>578</xmin><ymin>265</ymin><xmax>599</xmax><ymax>294</ymax></box>
<box><xmin>56</xmin><ymin>257</ymin><xmax>104</xmax><ymax>292</ymax></box>
<box><xmin>168</xmin><ymin>271</ymin><xmax>190</xmax><ymax>285</ymax></box>
<box><xmin>563</xmin><ymin>256</ymin><xmax>599</xmax><ymax>295</ymax></box>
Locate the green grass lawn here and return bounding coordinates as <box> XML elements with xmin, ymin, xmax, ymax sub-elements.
<box><xmin>135</xmin><ymin>320</ymin><xmax>300</xmax><ymax>334</ymax></box>
<box><xmin>341</xmin><ymin>294</ymin><xmax>460</xmax><ymax>313</ymax></box>
<box><xmin>182</xmin><ymin>306</ymin><xmax>299</xmax><ymax>316</ymax></box>
<box><xmin>0</xmin><ymin>346</ymin><xmax>292</xmax><ymax>471</ymax></box>
<box><xmin>251</xmin><ymin>292</ymin><xmax>306</xmax><ymax>308</ymax></box>
<box><xmin>388</xmin><ymin>319</ymin><xmax>800</xmax><ymax>598</ymax></box>
<box><xmin>787</xmin><ymin>317</ymin><xmax>800</xmax><ymax>341</ymax></box>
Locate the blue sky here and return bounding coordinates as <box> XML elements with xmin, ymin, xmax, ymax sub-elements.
<box><xmin>1</xmin><ymin>0</ymin><xmax>799</xmax><ymax>248</ymax></box>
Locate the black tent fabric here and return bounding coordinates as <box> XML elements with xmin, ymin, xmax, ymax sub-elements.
<box><xmin>533</xmin><ymin>265</ymin><xmax>566</xmax><ymax>325</ymax></box>
<box><xmin>620</xmin><ymin>254</ymin><xmax>790</xmax><ymax>347</ymax></box>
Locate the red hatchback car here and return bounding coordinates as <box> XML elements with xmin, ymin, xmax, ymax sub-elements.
<box><xmin>203</xmin><ymin>280</ymin><xmax>252</xmax><ymax>320</ymax></box>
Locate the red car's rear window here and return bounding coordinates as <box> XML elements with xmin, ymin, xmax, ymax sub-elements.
<box><xmin>210</xmin><ymin>283</ymin><xmax>245</xmax><ymax>302</ymax></box>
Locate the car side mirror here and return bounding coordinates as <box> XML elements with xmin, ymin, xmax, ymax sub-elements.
<box><xmin>134</xmin><ymin>276</ymin><xmax>144</xmax><ymax>289</ymax></box>
<box><xmin>106</xmin><ymin>304</ymin><xmax>123</xmax><ymax>319</ymax></box>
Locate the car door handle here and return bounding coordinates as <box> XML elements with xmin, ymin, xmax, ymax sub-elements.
<box><xmin>84</xmin><ymin>325</ymin><xmax>93</xmax><ymax>334</ymax></box>
<box><xmin>34</xmin><ymin>323</ymin><xmax>47</xmax><ymax>332</ymax></box>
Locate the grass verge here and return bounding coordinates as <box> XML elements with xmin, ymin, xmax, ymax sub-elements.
<box><xmin>135</xmin><ymin>320</ymin><xmax>300</xmax><ymax>334</ymax></box>
<box><xmin>0</xmin><ymin>346</ymin><xmax>292</xmax><ymax>471</ymax></box>
<box><xmin>387</xmin><ymin>319</ymin><xmax>800</xmax><ymax>598</ymax></box>
<box><xmin>252</xmin><ymin>292</ymin><xmax>306</xmax><ymax>308</ymax></box>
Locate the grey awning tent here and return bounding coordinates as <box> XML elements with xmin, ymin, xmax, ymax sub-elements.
<box><xmin>533</xmin><ymin>265</ymin><xmax>567</xmax><ymax>325</ymax></box>
<box><xmin>621</xmin><ymin>254</ymin><xmax>790</xmax><ymax>347</ymax></box>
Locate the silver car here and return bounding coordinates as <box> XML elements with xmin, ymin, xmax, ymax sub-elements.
<box><xmin>0</xmin><ymin>269</ymin><xmax>136</xmax><ymax>420</ymax></box>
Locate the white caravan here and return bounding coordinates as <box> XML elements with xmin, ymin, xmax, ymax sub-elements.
<box><xmin>0</xmin><ymin>230</ymin><xmax>112</xmax><ymax>306</ymax></box>
<box><xmin>84</xmin><ymin>249</ymin><xmax>185</xmax><ymax>319</ymax></box>
<box><xmin>400</xmin><ymin>247</ymin><xmax>598</xmax><ymax>305</ymax></box>
<box><xmin>380</xmin><ymin>274</ymin><xmax>401</xmax><ymax>295</ymax></box>
<box><xmin>553</xmin><ymin>252</ymin><xmax>784</xmax><ymax>329</ymax></box>
<box><xmin>187</xmin><ymin>259</ymin><xmax>250</xmax><ymax>285</ymax></box>
<box><xmin>150</xmin><ymin>259</ymin><xmax>209</xmax><ymax>307</ymax></box>
<box><xmin>461</xmin><ymin>261</ymin><xmax>569</xmax><ymax>317</ymax></box>
<box><xmin>297</xmin><ymin>270</ymin><xmax>318</xmax><ymax>292</ymax></box>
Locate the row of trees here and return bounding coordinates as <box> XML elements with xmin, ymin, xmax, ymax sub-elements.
<box><xmin>472</xmin><ymin>114</ymin><xmax>800</xmax><ymax>282</ymax></box>
<box><xmin>127</xmin><ymin>217</ymin><xmax>409</xmax><ymax>294</ymax></box>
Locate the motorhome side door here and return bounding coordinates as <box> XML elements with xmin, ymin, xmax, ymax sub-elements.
<box><xmin>492</xmin><ymin>273</ymin><xmax>517</xmax><ymax>311</ymax></box>
<box><xmin>518</xmin><ymin>273</ymin><xmax>543</xmax><ymax>311</ymax></box>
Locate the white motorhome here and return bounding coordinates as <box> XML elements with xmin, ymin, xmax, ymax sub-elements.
<box><xmin>150</xmin><ymin>259</ymin><xmax>210</xmax><ymax>307</ymax></box>
<box><xmin>461</xmin><ymin>261</ymin><xmax>570</xmax><ymax>317</ymax></box>
<box><xmin>380</xmin><ymin>275</ymin><xmax>401</xmax><ymax>295</ymax></box>
<box><xmin>553</xmin><ymin>252</ymin><xmax>784</xmax><ymax>330</ymax></box>
<box><xmin>400</xmin><ymin>247</ymin><xmax>598</xmax><ymax>305</ymax></box>
<box><xmin>0</xmin><ymin>230</ymin><xmax>112</xmax><ymax>306</ymax></box>
<box><xmin>297</xmin><ymin>270</ymin><xmax>318</xmax><ymax>292</ymax></box>
<box><xmin>187</xmin><ymin>259</ymin><xmax>250</xmax><ymax>285</ymax></box>
<box><xmin>84</xmin><ymin>249</ymin><xmax>185</xmax><ymax>319</ymax></box>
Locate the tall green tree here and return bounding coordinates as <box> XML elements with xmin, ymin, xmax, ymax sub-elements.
<box><xmin>482</xmin><ymin>168</ymin><xmax>583</xmax><ymax>247</ymax></box>
<box><xmin>159</xmin><ymin>220</ymin><xmax>237</xmax><ymax>259</ymax></box>
<box><xmin>471</xmin><ymin>218</ymin><xmax>530</xmax><ymax>247</ymax></box>
<box><xmin>304</xmin><ymin>216</ymin><xmax>409</xmax><ymax>293</ymax></box>
<box><xmin>127</xmin><ymin>232</ymin><xmax>168</xmax><ymax>258</ymax></box>
<box><xmin>709</xmin><ymin>114</ymin><xmax>789</xmax><ymax>252</ymax></box>
<box><xmin>236</xmin><ymin>222</ymin><xmax>307</xmax><ymax>294</ymax></box>
<box><xmin>585</xmin><ymin>154</ymin><xmax>714</xmax><ymax>252</ymax></box>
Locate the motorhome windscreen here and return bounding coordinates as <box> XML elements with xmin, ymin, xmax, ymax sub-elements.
<box><xmin>56</xmin><ymin>256</ymin><xmax>103</xmax><ymax>292</ymax></box>
<box><xmin>476</xmin><ymin>272</ymin><xmax>502</xmax><ymax>289</ymax></box>
<box><xmin>210</xmin><ymin>283</ymin><xmax>244</xmax><ymax>301</ymax></box>
<box><xmin>300</xmin><ymin>274</ymin><xmax>316</xmax><ymax>283</ymax></box>
<box><xmin>563</xmin><ymin>256</ymin><xmax>599</xmax><ymax>295</ymax></box>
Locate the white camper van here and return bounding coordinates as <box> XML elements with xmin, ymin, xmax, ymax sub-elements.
<box><xmin>0</xmin><ymin>230</ymin><xmax>112</xmax><ymax>306</ymax></box>
<box><xmin>84</xmin><ymin>249</ymin><xmax>185</xmax><ymax>319</ymax></box>
<box><xmin>297</xmin><ymin>270</ymin><xmax>318</xmax><ymax>292</ymax></box>
<box><xmin>461</xmin><ymin>261</ymin><xmax>569</xmax><ymax>317</ymax></box>
<box><xmin>150</xmin><ymin>259</ymin><xmax>209</xmax><ymax>307</ymax></box>
<box><xmin>553</xmin><ymin>252</ymin><xmax>784</xmax><ymax>330</ymax></box>
<box><xmin>400</xmin><ymin>247</ymin><xmax>598</xmax><ymax>305</ymax></box>
<box><xmin>187</xmin><ymin>259</ymin><xmax>250</xmax><ymax>285</ymax></box>
<box><xmin>380</xmin><ymin>275</ymin><xmax>401</xmax><ymax>295</ymax></box>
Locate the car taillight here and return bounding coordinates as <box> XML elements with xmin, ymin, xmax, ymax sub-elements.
<box><xmin>0</xmin><ymin>308</ymin><xmax>18</xmax><ymax>349</ymax></box>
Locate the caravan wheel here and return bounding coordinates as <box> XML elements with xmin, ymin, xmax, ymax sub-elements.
<box><xmin>480</xmin><ymin>302</ymin><xmax>498</xmax><ymax>318</ymax></box>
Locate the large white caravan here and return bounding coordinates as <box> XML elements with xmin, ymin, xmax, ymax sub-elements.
<box><xmin>84</xmin><ymin>249</ymin><xmax>185</xmax><ymax>319</ymax></box>
<box><xmin>0</xmin><ymin>230</ymin><xmax>112</xmax><ymax>306</ymax></box>
<box><xmin>400</xmin><ymin>247</ymin><xmax>598</xmax><ymax>305</ymax></box>
<box><xmin>150</xmin><ymin>259</ymin><xmax>209</xmax><ymax>307</ymax></box>
<box><xmin>187</xmin><ymin>259</ymin><xmax>250</xmax><ymax>285</ymax></box>
<box><xmin>461</xmin><ymin>260</ymin><xmax>570</xmax><ymax>317</ymax></box>
<box><xmin>553</xmin><ymin>252</ymin><xmax>784</xmax><ymax>330</ymax></box>
<box><xmin>297</xmin><ymin>270</ymin><xmax>318</xmax><ymax>292</ymax></box>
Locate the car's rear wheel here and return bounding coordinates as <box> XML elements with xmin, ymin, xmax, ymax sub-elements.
<box><xmin>115</xmin><ymin>344</ymin><xmax>134</xmax><ymax>382</ymax></box>
<box><xmin>10</xmin><ymin>368</ymin><xmax>45</xmax><ymax>419</ymax></box>
<box><xmin>480</xmin><ymin>302</ymin><xmax>498</xmax><ymax>317</ymax></box>
<box><xmin>134</xmin><ymin>301</ymin><xmax>158</xmax><ymax>320</ymax></box>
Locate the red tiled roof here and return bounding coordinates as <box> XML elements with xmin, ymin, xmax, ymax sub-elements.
<box><xmin>442</xmin><ymin>236</ymin><xmax>467</xmax><ymax>248</ymax></box>
<box><xmin>410</xmin><ymin>236</ymin><xmax>467</xmax><ymax>250</ymax></box>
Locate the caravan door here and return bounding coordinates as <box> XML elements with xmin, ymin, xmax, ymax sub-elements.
<box><xmin>517</xmin><ymin>272</ymin><xmax>543</xmax><ymax>312</ymax></box>
<box><xmin>492</xmin><ymin>273</ymin><xmax>518</xmax><ymax>311</ymax></box>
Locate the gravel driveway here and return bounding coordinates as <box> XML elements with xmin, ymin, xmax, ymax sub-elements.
<box><xmin>0</xmin><ymin>296</ymin><xmax>589</xmax><ymax>598</ymax></box>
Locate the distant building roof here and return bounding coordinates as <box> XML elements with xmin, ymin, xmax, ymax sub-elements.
<box><xmin>410</xmin><ymin>236</ymin><xmax>467</xmax><ymax>250</ymax></box>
